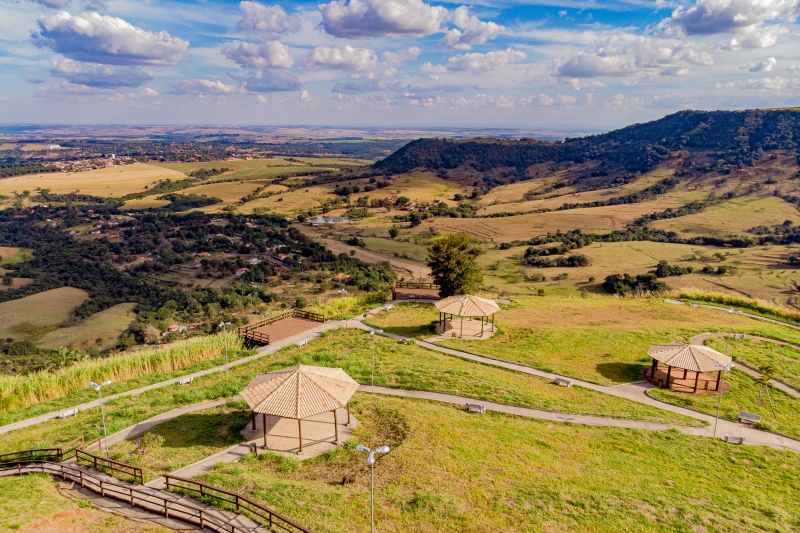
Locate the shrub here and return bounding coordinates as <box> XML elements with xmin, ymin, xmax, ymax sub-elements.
<box><xmin>603</xmin><ymin>273</ymin><xmax>669</xmax><ymax>295</ymax></box>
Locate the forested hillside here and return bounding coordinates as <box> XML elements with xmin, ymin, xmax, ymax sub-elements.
<box><xmin>373</xmin><ymin>109</ymin><xmax>800</xmax><ymax>185</ymax></box>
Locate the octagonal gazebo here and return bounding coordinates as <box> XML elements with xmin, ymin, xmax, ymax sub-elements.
<box><xmin>647</xmin><ymin>343</ymin><xmax>733</xmax><ymax>394</ymax></box>
<box><xmin>434</xmin><ymin>295</ymin><xmax>500</xmax><ymax>338</ymax></box>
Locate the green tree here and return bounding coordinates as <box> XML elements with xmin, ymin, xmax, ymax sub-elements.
<box><xmin>426</xmin><ymin>233</ymin><xmax>483</xmax><ymax>297</ymax></box>
<box><xmin>388</xmin><ymin>226</ymin><xmax>399</xmax><ymax>239</ymax></box>
<box><xmin>1</xmin><ymin>273</ymin><xmax>11</xmax><ymax>286</ymax></box>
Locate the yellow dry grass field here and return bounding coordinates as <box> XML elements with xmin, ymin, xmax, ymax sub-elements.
<box><xmin>0</xmin><ymin>164</ymin><xmax>185</xmax><ymax>198</ymax></box>
<box><xmin>414</xmin><ymin>198</ymin><xmax>689</xmax><ymax>242</ymax></box>
<box><xmin>37</xmin><ymin>302</ymin><xmax>137</xmax><ymax>350</ymax></box>
<box><xmin>651</xmin><ymin>196</ymin><xmax>799</xmax><ymax>236</ymax></box>
<box><xmin>244</xmin><ymin>184</ymin><xmax>333</xmax><ymax>214</ymax></box>
<box><xmin>122</xmin><ymin>197</ymin><xmax>170</xmax><ymax>209</ymax></box>
<box><xmin>179</xmin><ymin>179</ymin><xmax>275</xmax><ymax>205</ymax></box>
<box><xmin>0</xmin><ymin>287</ymin><xmax>88</xmax><ymax>340</ymax></box>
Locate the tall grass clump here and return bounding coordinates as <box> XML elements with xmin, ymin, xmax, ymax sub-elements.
<box><xmin>310</xmin><ymin>291</ymin><xmax>388</xmax><ymax>319</ymax></box>
<box><xmin>678</xmin><ymin>290</ymin><xmax>800</xmax><ymax>325</ymax></box>
<box><xmin>0</xmin><ymin>331</ymin><xmax>243</xmax><ymax>412</ymax></box>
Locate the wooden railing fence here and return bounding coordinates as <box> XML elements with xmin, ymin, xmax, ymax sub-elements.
<box><xmin>238</xmin><ymin>309</ymin><xmax>325</xmax><ymax>345</ymax></box>
<box><xmin>0</xmin><ymin>462</ymin><xmax>255</xmax><ymax>533</ymax></box>
<box><xmin>75</xmin><ymin>449</ymin><xmax>144</xmax><ymax>485</ymax></box>
<box><xmin>165</xmin><ymin>475</ymin><xmax>312</xmax><ymax>533</ymax></box>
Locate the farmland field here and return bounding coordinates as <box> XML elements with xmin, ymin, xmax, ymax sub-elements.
<box><xmin>0</xmin><ymin>287</ymin><xmax>88</xmax><ymax>340</ymax></box>
<box><xmin>651</xmin><ymin>196</ymin><xmax>800</xmax><ymax>236</ymax></box>
<box><xmin>0</xmin><ymin>164</ymin><xmax>185</xmax><ymax>198</ymax></box>
<box><xmin>36</xmin><ymin>302</ymin><xmax>137</xmax><ymax>350</ymax></box>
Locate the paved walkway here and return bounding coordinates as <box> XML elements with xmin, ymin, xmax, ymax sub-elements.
<box><xmin>690</xmin><ymin>332</ymin><xmax>800</xmax><ymax>398</ymax></box>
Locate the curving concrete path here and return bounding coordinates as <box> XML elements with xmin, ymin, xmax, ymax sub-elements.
<box><xmin>690</xmin><ymin>332</ymin><xmax>800</xmax><ymax>398</ymax></box>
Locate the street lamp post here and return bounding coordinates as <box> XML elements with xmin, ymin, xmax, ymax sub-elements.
<box><xmin>219</xmin><ymin>321</ymin><xmax>231</xmax><ymax>370</ymax></box>
<box><xmin>88</xmin><ymin>380</ymin><xmax>113</xmax><ymax>458</ymax></box>
<box><xmin>356</xmin><ymin>444</ymin><xmax>390</xmax><ymax>533</ymax></box>
<box><xmin>713</xmin><ymin>362</ymin><xmax>734</xmax><ymax>438</ymax></box>
<box><xmin>724</xmin><ymin>308</ymin><xmax>741</xmax><ymax>356</ymax></box>
<box><xmin>338</xmin><ymin>289</ymin><xmax>348</xmax><ymax>330</ymax></box>
<box><xmin>369</xmin><ymin>328</ymin><xmax>382</xmax><ymax>393</ymax></box>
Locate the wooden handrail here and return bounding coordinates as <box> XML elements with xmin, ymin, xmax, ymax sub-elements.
<box><xmin>164</xmin><ymin>474</ymin><xmax>312</xmax><ymax>533</ymax></box>
<box><xmin>394</xmin><ymin>282</ymin><xmax>439</xmax><ymax>290</ymax></box>
<box><xmin>75</xmin><ymin>449</ymin><xmax>144</xmax><ymax>485</ymax></box>
<box><xmin>238</xmin><ymin>309</ymin><xmax>325</xmax><ymax>345</ymax></box>
<box><xmin>0</xmin><ymin>461</ymin><xmax>252</xmax><ymax>533</ymax></box>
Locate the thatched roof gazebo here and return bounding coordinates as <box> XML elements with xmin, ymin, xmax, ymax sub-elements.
<box><xmin>434</xmin><ymin>295</ymin><xmax>501</xmax><ymax>337</ymax></box>
<box><xmin>241</xmin><ymin>365</ymin><xmax>359</xmax><ymax>452</ymax></box>
<box><xmin>647</xmin><ymin>344</ymin><xmax>733</xmax><ymax>393</ymax></box>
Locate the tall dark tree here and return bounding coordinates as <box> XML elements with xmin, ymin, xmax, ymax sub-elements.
<box><xmin>426</xmin><ymin>233</ymin><xmax>483</xmax><ymax>297</ymax></box>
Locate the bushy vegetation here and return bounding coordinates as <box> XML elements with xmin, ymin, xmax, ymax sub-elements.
<box><xmin>188</xmin><ymin>167</ymin><xmax>230</xmax><ymax>179</ymax></box>
<box><xmin>678</xmin><ymin>291</ymin><xmax>800</xmax><ymax>324</ymax></box>
<box><xmin>156</xmin><ymin>193</ymin><xmax>222</xmax><ymax>210</ymax></box>
<box><xmin>603</xmin><ymin>273</ymin><xmax>669</xmax><ymax>295</ymax></box>
<box><xmin>0</xmin><ymin>164</ymin><xmax>58</xmax><ymax>178</ymax></box>
<box><xmin>652</xmin><ymin>260</ymin><xmax>693</xmax><ymax>277</ymax></box>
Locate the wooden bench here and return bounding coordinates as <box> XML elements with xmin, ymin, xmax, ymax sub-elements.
<box><xmin>723</xmin><ymin>436</ymin><xmax>746</xmax><ymax>444</ymax></box>
<box><xmin>555</xmin><ymin>377</ymin><xmax>572</xmax><ymax>387</ymax></box>
<box><xmin>738</xmin><ymin>411</ymin><xmax>761</xmax><ymax>425</ymax></box>
<box><xmin>690</xmin><ymin>302</ymin><xmax>701</xmax><ymax>307</ymax></box>
<box><xmin>465</xmin><ymin>403</ymin><xmax>486</xmax><ymax>415</ymax></box>
<box><xmin>177</xmin><ymin>376</ymin><xmax>193</xmax><ymax>386</ymax></box>
<box><xmin>296</xmin><ymin>340</ymin><xmax>307</xmax><ymax>347</ymax></box>
<box><xmin>733</xmin><ymin>333</ymin><xmax>746</xmax><ymax>339</ymax></box>
<box><xmin>58</xmin><ymin>408</ymin><xmax>79</xmax><ymax>419</ymax></box>
<box><xmin>385</xmin><ymin>305</ymin><xmax>393</xmax><ymax>311</ymax></box>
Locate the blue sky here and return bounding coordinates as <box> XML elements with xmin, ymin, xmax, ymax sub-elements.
<box><xmin>0</xmin><ymin>0</ymin><xmax>799</xmax><ymax>127</ymax></box>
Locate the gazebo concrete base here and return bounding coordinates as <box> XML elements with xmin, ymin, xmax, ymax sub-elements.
<box><xmin>646</xmin><ymin>364</ymin><xmax>732</xmax><ymax>396</ymax></box>
<box><xmin>240</xmin><ymin>407</ymin><xmax>358</xmax><ymax>459</ymax></box>
<box><xmin>435</xmin><ymin>318</ymin><xmax>496</xmax><ymax>340</ymax></box>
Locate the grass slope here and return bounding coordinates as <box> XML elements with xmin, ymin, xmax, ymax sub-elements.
<box><xmin>37</xmin><ymin>302</ymin><xmax>137</xmax><ymax>350</ymax></box>
<box><xmin>0</xmin><ymin>287</ymin><xmax>88</xmax><ymax>340</ymax></box>
<box><xmin>196</xmin><ymin>394</ymin><xmax>800</xmax><ymax>533</ymax></box>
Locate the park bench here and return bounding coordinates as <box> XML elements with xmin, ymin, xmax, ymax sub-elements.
<box><xmin>690</xmin><ymin>302</ymin><xmax>701</xmax><ymax>307</ymax></box>
<box><xmin>733</xmin><ymin>333</ymin><xmax>746</xmax><ymax>339</ymax></box>
<box><xmin>555</xmin><ymin>377</ymin><xmax>572</xmax><ymax>387</ymax></box>
<box><xmin>723</xmin><ymin>436</ymin><xmax>746</xmax><ymax>445</ymax></box>
<box><xmin>738</xmin><ymin>411</ymin><xmax>761</xmax><ymax>425</ymax></box>
<box><xmin>296</xmin><ymin>340</ymin><xmax>307</xmax><ymax>347</ymax></box>
<box><xmin>177</xmin><ymin>376</ymin><xmax>193</xmax><ymax>386</ymax></box>
<box><xmin>465</xmin><ymin>403</ymin><xmax>486</xmax><ymax>415</ymax></box>
<box><xmin>58</xmin><ymin>408</ymin><xmax>79</xmax><ymax>419</ymax></box>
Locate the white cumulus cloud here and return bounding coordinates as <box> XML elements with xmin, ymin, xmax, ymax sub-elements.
<box><xmin>304</xmin><ymin>45</ymin><xmax>378</xmax><ymax>70</ymax></box>
<box><xmin>670</xmin><ymin>0</ymin><xmax>800</xmax><ymax>35</ymax></box>
<box><xmin>167</xmin><ymin>79</ymin><xmax>239</xmax><ymax>96</ymax></box>
<box><xmin>440</xmin><ymin>7</ymin><xmax>504</xmax><ymax>50</ymax></box>
<box><xmin>236</xmin><ymin>2</ymin><xmax>301</xmax><ymax>39</ymax></box>
<box><xmin>446</xmin><ymin>48</ymin><xmax>526</xmax><ymax>72</ymax></box>
<box><xmin>50</xmin><ymin>58</ymin><xmax>153</xmax><ymax>87</ymax></box>
<box><xmin>317</xmin><ymin>0</ymin><xmax>448</xmax><ymax>39</ymax></box>
<box><xmin>34</xmin><ymin>11</ymin><xmax>189</xmax><ymax>66</ymax></box>
<box><xmin>743</xmin><ymin>56</ymin><xmax>777</xmax><ymax>72</ymax></box>
<box><xmin>223</xmin><ymin>41</ymin><xmax>293</xmax><ymax>69</ymax></box>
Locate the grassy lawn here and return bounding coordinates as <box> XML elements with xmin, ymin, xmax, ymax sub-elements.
<box><xmin>0</xmin><ymin>329</ymin><xmax>704</xmax><ymax>456</ymax></box>
<box><xmin>368</xmin><ymin>298</ymin><xmax>800</xmax><ymax>385</ymax></box>
<box><xmin>195</xmin><ymin>394</ymin><xmax>800</xmax><ymax>533</ymax></box>
<box><xmin>37</xmin><ymin>302</ymin><xmax>137</xmax><ymax>351</ymax></box>
<box><xmin>0</xmin><ymin>287</ymin><xmax>88</xmax><ymax>340</ymax></box>
<box><xmin>649</xmin><ymin>369</ymin><xmax>800</xmax><ymax>440</ymax></box>
<box><xmin>0</xmin><ymin>474</ymin><xmax>171</xmax><ymax>532</ymax></box>
<box><xmin>109</xmin><ymin>401</ymin><xmax>250</xmax><ymax>482</ymax></box>
<box><xmin>708</xmin><ymin>337</ymin><xmax>800</xmax><ymax>391</ymax></box>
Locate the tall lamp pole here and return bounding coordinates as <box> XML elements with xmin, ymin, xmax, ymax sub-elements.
<box><xmin>338</xmin><ymin>288</ymin><xmax>348</xmax><ymax>330</ymax></box>
<box><xmin>356</xmin><ymin>445</ymin><xmax>390</xmax><ymax>533</ymax></box>
<box><xmin>713</xmin><ymin>362</ymin><xmax>734</xmax><ymax>438</ymax></box>
<box><xmin>88</xmin><ymin>380</ymin><xmax>113</xmax><ymax>458</ymax></box>
<box><xmin>724</xmin><ymin>308</ymin><xmax>741</xmax><ymax>355</ymax></box>
<box><xmin>369</xmin><ymin>328</ymin><xmax>383</xmax><ymax>393</ymax></box>
<box><xmin>219</xmin><ymin>321</ymin><xmax>231</xmax><ymax>370</ymax></box>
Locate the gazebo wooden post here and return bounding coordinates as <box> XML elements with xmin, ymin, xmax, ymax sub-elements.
<box><xmin>251</xmin><ymin>410</ymin><xmax>256</xmax><ymax>430</ymax></box>
<box><xmin>665</xmin><ymin>366</ymin><xmax>672</xmax><ymax>389</ymax></box>
<box><xmin>262</xmin><ymin>413</ymin><xmax>267</xmax><ymax>448</ymax></box>
<box><xmin>693</xmin><ymin>371</ymin><xmax>700</xmax><ymax>393</ymax></box>
<box><xmin>347</xmin><ymin>400</ymin><xmax>351</xmax><ymax>426</ymax></box>
<box><xmin>481</xmin><ymin>316</ymin><xmax>484</xmax><ymax>336</ymax></box>
<box><xmin>491</xmin><ymin>314</ymin><xmax>495</xmax><ymax>332</ymax></box>
<box><xmin>333</xmin><ymin>409</ymin><xmax>339</xmax><ymax>443</ymax></box>
<box><xmin>683</xmin><ymin>368</ymin><xmax>687</xmax><ymax>379</ymax></box>
<box><xmin>298</xmin><ymin>419</ymin><xmax>303</xmax><ymax>453</ymax></box>
<box><xmin>715</xmin><ymin>371</ymin><xmax>722</xmax><ymax>391</ymax></box>
<box><xmin>650</xmin><ymin>358</ymin><xmax>657</xmax><ymax>379</ymax></box>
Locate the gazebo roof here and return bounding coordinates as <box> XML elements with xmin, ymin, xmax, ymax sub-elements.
<box><xmin>435</xmin><ymin>295</ymin><xmax>500</xmax><ymax>317</ymax></box>
<box><xmin>647</xmin><ymin>343</ymin><xmax>732</xmax><ymax>373</ymax></box>
<box><xmin>241</xmin><ymin>365</ymin><xmax>359</xmax><ymax>420</ymax></box>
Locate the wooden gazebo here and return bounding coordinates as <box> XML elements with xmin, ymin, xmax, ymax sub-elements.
<box><xmin>647</xmin><ymin>344</ymin><xmax>733</xmax><ymax>393</ymax></box>
<box><xmin>434</xmin><ymin>295</ymin><xmax>500</xmax><ymax>337</ymax></box>
<box><xmin>241</xmin><ymin>365</ymin><xmax>359</xmax><ymax>452</ymax></box>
